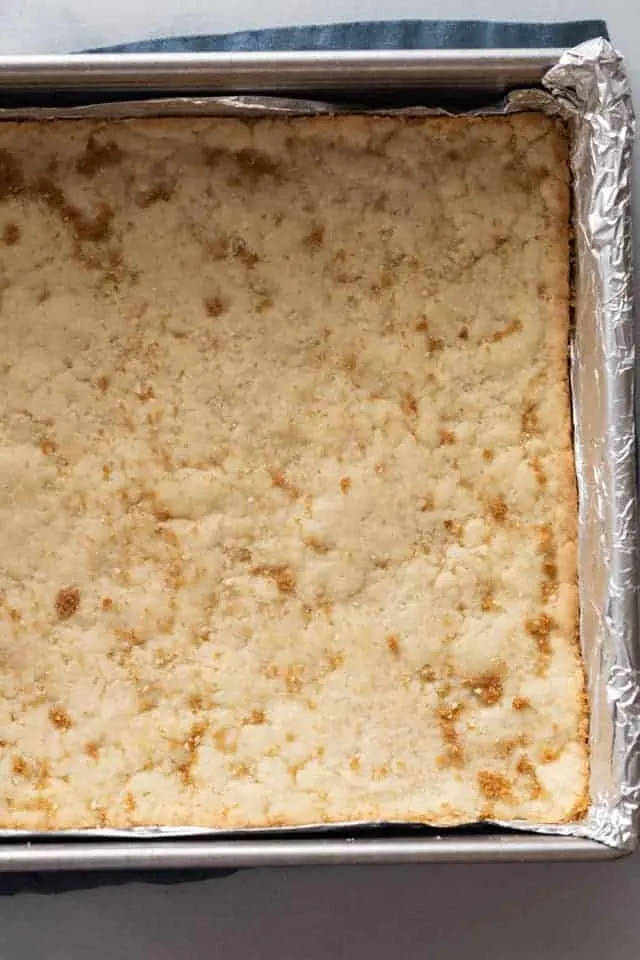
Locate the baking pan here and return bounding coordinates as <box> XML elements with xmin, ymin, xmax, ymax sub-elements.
<box><xmin>0</xmin><ymin>49</ymin><xmax>563</xmax><ymax>96</ymax></box>
<box><xmin>0</xmin><ymin>45</ymin><xmax>634</xmax><ymax>869</ymax></box>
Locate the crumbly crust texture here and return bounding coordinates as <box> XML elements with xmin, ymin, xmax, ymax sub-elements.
<box><xmin>0</xmin><ymin>114</ymin><xmax>587</xmax><ymax>829</ymax></box>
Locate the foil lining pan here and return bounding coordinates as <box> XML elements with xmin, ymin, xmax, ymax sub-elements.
<box><xmin>0</xmin><ymin>38</ymin><xmax>636</xmax><ymax>851</ymax></box>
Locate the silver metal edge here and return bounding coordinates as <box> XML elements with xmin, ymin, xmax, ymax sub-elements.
<box><xmin>0</xmin><ymin>49</ymin><xmax>564</xmax><ymax>93</ymax></box>
<box><xmin>0</xmin><ymin>836</ymin><xmax>620</xmax><ymax>871</ymax></box>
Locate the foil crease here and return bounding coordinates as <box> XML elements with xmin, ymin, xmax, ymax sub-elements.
<box><xmin>0</xmin><ymin>39</ymin><xmax>636</xmax><ymax>850</ymax></box>
<box><xmin>544</xmin><ymin>39</ymin><xmax>638</xmax><ymax>850</ymax></box>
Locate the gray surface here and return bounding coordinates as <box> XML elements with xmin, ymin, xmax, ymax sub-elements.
<box><xmin>0</xmin><ymin>860</ymin><xmax>639</xmax><ymax>958</ymax></box>
<box><xmin>0</xmin><ymin>2</ymin><xmax>637</xmax><ymax>957</ymax></box>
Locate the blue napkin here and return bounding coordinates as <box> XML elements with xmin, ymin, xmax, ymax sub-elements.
<box><xmin>94</xmin><ymin>18</ymin><xmax>607</xmax><ymax>53</ymax></box>
<box><xmin>3</xmin><ymin>17</ymin><xmax>607</xmax><ymax>893</ymax></box>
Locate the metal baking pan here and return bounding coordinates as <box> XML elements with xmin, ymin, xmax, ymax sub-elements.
<box><xmin>0</xmin><ymin>49</ymin><xmax>563</xmax><ymax>96</ymax></box>
<box><xmin>0</xmin><ymin>45</ymin><xmax>634</xmax><ymax>869</ymax></box>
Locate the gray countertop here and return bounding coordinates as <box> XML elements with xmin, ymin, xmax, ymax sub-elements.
<box><xmin>1</xmin><ymin>858</ymin><xmax>640</xmax><ymax>958</ymax></box>
<box><xmin>0</xmin><ymin>2</ymin><xmax>637</xmax><ymax>957</ymax></box>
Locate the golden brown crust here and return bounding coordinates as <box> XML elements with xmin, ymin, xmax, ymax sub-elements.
<box><xmin>536</xmin><ymin>125</ymin><xmax>589</xmax><ymax>820</ymax></box>
<box><xmin>0</xmin><ymin>113</ymin><xmax>587</xmax><ymax>830</ymax></box>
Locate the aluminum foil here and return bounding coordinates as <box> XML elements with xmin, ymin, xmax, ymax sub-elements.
<box><xmin>496</xmin><ymin>39</ymin><xmax>638</xmax><ymax>851</ymax></box>
<box><xmin>544</xmin><ymin>39</ymin><xmax>638</xmax><ymax>849</ymax></box>
<box><xmin>0</xmin><ymin>38</ymin><xmax>636</xmax><ymax>850</ymax></box>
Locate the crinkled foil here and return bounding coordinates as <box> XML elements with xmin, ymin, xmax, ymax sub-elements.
<box><xmin>506</xmin><ymin>39</ymin><xmax>639</xmax><ymax>851</ymax></box>
<box><xmin>0</xmin><ymin>39</ymin><xmax>636</xmax><ymax>850</ymax></box>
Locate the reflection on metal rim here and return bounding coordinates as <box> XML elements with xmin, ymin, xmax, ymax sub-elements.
<box><xmin>0</xmin><ymin>835</ymin><xmax>621</xmax><ymax>872</ymax></box>
<box><xmin>0</xmin><ymin>49</ymin><xmax>564</xmax><ymax>92</ymax></box>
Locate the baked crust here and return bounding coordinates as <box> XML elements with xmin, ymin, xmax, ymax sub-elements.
<box><xmin>0</xmin><ymin>114</ymin><xmax>587</xmax><ymax>829</ymax></box>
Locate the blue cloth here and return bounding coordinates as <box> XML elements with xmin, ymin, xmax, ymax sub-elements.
<box><xmin>5</xmin><ymin>17</ymin><xmax>608</xmax><ymax>892</ymax></box>
<box><xmin>94</xmin><ymin>19</ymin><xmax>608</xmax><ymax>53</ymax></box>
